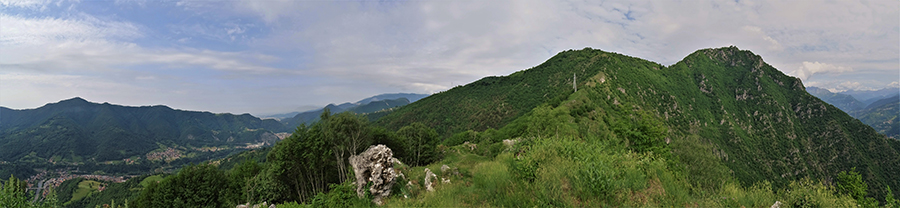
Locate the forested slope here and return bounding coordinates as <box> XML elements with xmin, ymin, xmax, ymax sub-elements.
<box><xmin>378</xmin><ymin>46</ymin><xmax>900</xmax><ymax>200</ymax></box>
<box><xmin>0</xmin><ymin>97</ymin><xmax>290</xmax><ymax>163</ymax></box>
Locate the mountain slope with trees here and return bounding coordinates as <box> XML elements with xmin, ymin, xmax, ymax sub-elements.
<box><xmin>377</xmin><ymin>46</ymin><xmax>900</xmax><ymax>200</ymax></box>
<box><xmin>0</xmin><ymin>97</ymin><xmax>290</xmax><ymax>166</ymax></box>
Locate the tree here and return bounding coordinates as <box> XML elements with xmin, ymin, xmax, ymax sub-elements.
<box><xmin>1</xmin><ymin>175</ymin><xmax>59</xmax><ymax>208</ymax></box>
<box><xmin>265</xmin><ymin>123</ymin><xmax>336</xmax><ymax>203</ymax></box>
<box><xmin>397</xmin><ymin>122</ymin><xmax>439</xmax><ymax>166</ymax></box>
<box><xmin>132</xmin><ymin>164</ymin><xmax>237</xmax><ymax>208</ymax></box>
<box><xmin>323</xmin><ymin>111</ymin><xmax>372</xmax><ymax>182</ymax></box>
<box><xmin>885</xmin><ymin>186</ymin><xmax>900</xmax><ymax>208</ymax></box>
<box><xmin>837</xmin><ymin>167</ymin><xmax>877</xmax><ymax>207</ymax></box>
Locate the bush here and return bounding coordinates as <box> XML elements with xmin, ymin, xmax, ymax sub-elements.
<box><xmin>309</xmin><ymin>181</ymin><xmax>373</xmax><ymax>208</ymax></box>
<box><xmin>782</xmin><ymin>178</ymin><xmax>857</xmax><ymax>208</ymax></box>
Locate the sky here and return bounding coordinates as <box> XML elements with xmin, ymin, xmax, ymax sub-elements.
<box><xmin>1</xmin><ymin>0</ymin><xmax>898</xmax><ymax>116</ymax></box>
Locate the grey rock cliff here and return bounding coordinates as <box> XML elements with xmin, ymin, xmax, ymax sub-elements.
<box><xmin>350</xmin><ymin>144</ymin><xmax>398</xmax><ymax>205</ymax></box>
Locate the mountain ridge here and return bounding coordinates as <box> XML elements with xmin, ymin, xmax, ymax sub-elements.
<box><xmin>375</xmin><ymin>45</ymin><xmax>900</xmax><ymax>199</ymax></box>
<box><xmin>0</xmin><ymin>97</ymin><xmax>291</xmax><ymax>167</ymax></box>
<box><xmin>280</xmin><ymin>93</ymin><xmax>428</xmax><ymax>128</ymax></box>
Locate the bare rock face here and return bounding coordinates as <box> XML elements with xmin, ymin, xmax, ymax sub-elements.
<box><xmin>770</xmin><ymin>201</ymin><xmax>782</xmax><ymax>208</ymax></box>
<box><xmin>424</xmin><ymin>168</ymin><xmax>438</xmax><ymax>192</ymax></box>
<box><xmin>502</xmin><ymin>139</ymin><xmax>518</xmax><ymax>148</ymax></box>
<box><xmin>350</xmin><ymin>145</ymin><xmax>398</xmax><ymax>205</ymax></box>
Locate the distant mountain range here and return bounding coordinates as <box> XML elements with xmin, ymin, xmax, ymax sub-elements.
<box><xmin>842</xmin><ymin>87</ymin><xmax>900</xmax><ymax>106</ymax></box>
<box><xmin>275</xmin><ymin>93</ymin><xmax>429</xmax><ymax>127</ymax></box>
<box><xmin>0</xmin><ymin>92</ymin><xmax>427</xmax><ymax>178</ymax></box>
<box><xmin>807</xmin><ymin>86</ymin><xmax>899</xmax><ymax>138</ymax></box>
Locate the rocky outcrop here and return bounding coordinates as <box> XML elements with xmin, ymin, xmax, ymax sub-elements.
<box><xmin>502</xmin><ymin>139</ymin><xmax>518</xmax><ymax>147</ymax></box>
<box><xmin>463</xmin><ymin>141</ymin><xmax>477</xmax><ymax>151</ymax></box>
<box><xmin>350</xmin><ymin>145</ymin><xmax>398</xmax><ymax>205</ymax></box>
<box><xmin>236</xmin><ymin>202</ymin><xmax>274</xmax><ymax>208</ymax></box>
<box><xmin>770</xmin><ymin>201</ymin><xmax>782</xmax><ymax>208</ymax></box>
<box><xmin>424</xmin><ymin>168</ymin><xmax>438</xmax><ymax>192</ymax></box>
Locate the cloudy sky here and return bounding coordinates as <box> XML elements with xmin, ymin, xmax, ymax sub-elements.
<box><xmin>1</xmin><ymin>0</ymin><xmax>898</xmax><ymax>116</ymax></box>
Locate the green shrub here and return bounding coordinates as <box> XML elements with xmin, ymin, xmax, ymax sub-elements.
<box><xmin>782</xmin><ymin>178</ymin><xmax>857</xmax><ymax>208</ymax></box>
<box><xmin>309</xmin><ymin>181</ymin><xmax>373</xmax><ymax>208</ymax></box>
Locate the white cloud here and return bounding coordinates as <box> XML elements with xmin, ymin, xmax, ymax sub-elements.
<box><xmin>200</xmin><ymin>0</ymin><xmax>897</xmax><ymax>98</ymax></box>
<box><xmin>831</xmin><ymin>81</ymin><xmax>873</xmax><ymax>92</ymax></box>
<box><xmin>0</xmin><ymin>12</ymin><xmax>283</xmax><ymax>75</ymax></box>
<box><xmin>0</xmin><ymin>0</ymin><xmax>49</xmax><ymax>8</ymax></box>
<box><xmin>0</xmin><ymin>13</ymin><xmax>141</xmax><ymax>45</ymax></box>
<box><xmin>889</xmin><ymin>82</ymin><xmax>900</xmax><ymax>88</ymax></box>
<box><xmin>0</xmin><ymin>39</ymin><xmax>282</xmax><ymax>75</ymax></box>
<box><xmin>742</xmin><ymin>26</ymin><xmax>783</xmax><ymax>51</ymax></box>
<box><xmin>791</xmin><ymin>61</ymin><xmax>854</xmax><ymax>81</ymax></box>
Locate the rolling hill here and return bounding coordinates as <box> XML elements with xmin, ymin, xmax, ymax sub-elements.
<box><xmin>0</xmin><ymin>97</ymin><xmax>291</xmax><ymax>166</ymax></box>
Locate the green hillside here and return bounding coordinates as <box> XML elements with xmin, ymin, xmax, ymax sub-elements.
<box><xmin>0</xmin><ymin>98</ymin><xmax>290</xmax><ymax>171</ymax></box>
<box><xmin>350</xmin><ymin>98</ymin><xmax>410</xmax><ymax>114</ymax></box>
<box><xmin>376</xmin><ymin>48</ymin><xmax>625</xmax><ymax>136</ymax></box>
<box><xmin>377</xmin><ymin>46</ymin><xmax>900</xmax><ymax>200</ymax></box>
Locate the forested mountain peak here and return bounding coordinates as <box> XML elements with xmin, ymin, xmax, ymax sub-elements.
<box><xmin>376</xmin><ymin>45</ymin><xmax>899</xmax><ymax>200</ymax></box>
<box><xmin>39</xmin><ymin>97</ymin><xmax>93</xmax><ymax>108</ymax></box>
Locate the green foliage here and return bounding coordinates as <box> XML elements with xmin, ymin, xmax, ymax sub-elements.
<box><xmin>837</xmin><ymin>167</ymin><xmax>878</xmax><ymax>207</ymax></box>
<box><xmin>56</xmin><ymin>177</ymin><xmax>84</xmax><ymax>204</ymax></box>
<box><xmin>1</xmin><ymin>175</ymin><xmax>58</xmax><ymax>208</ymax></box>
<box><xmin>70</xmin><ymin>180</ymin><xmax>102</xmax><ymax>203</ymax></box>
<box><xmin>780</xmin><ymin>178</ymin><xmax>857</xmax><ymax>208</ymax></box>
<box><xmin>323</xmin><ymin>111</ymin><xmax>374</xmax><ymax>182</ymax></box>
<box><xmin>264</xmin><ymin>123</ymin><xmax>336</xmax><ymax>203</ymax></box>
<box><xmin>396</xmin><ymin>122</ymin><xmax>440</xmax><ymax>166</ymax></box>
<box><xmin>132</xmin><ymin>164</ymin><xmax>238</xmax><ymax>208</ymax></box>
<box><xmin>671</xmin><ymin>135</ymin><xmax>731</xmax><ymax>194</ymax></box>
<box><xmin>886</xmin><ymin>186</ymin><xmax>900</xmax><ymax>208</ymax></box>
<box><xmin>309</xmin><ymin>181</ymin><xmax>374</xmax><ymax>208</ymax></box>
<box><xmin>612</xmin><ymin>110</ymin><xmax>669</xmax><ymax>157</ymax></box>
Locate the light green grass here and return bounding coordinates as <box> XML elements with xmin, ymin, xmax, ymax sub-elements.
<box><xmin>69</xmin><ymin>180</ymin><xmax>101</xmax><ymax>203</ymax></box>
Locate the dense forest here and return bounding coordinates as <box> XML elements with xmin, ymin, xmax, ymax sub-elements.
<box><xmin>0</xmin><ymin>98</ymin><xmax>289</xmax><ymax>170</ymax></box>
<box><xmin>3</xmin><ymin>46</ymin><xmax>900</xmax><ymax>208</ymax></box>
